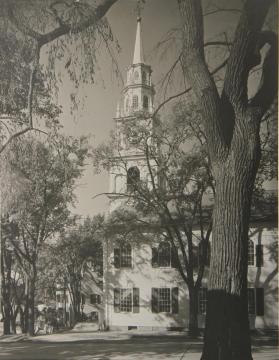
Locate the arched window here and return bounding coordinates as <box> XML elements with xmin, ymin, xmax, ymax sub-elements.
<box><xmin>127</xmin><ymin>166</ymin><xmax>140</xmax><ymax>192</ymax></box>
<box><xmin>248</xmin><ymin>240</ymin><xmax>254</xmax><ymax>266</ymax></box>
<box><xmin>142</xmin><ymin>71</ymin><xmax>147</xmax><ymax>84</ymax></box>
<box><xmin>143</xmin><ymin>95</ymin><xmax>149</xmax><ymax>110</ymax></box>
<box><xmin>132</xmin><ymin>95</ymin><xmax>138</xmax><ymax>109</ymax></box>
<box><xmin>134</xmin><ymin>70</ymin><xmax>139</xmax><ymax>81</ymax></box>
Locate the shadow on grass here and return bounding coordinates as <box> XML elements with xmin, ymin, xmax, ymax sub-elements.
<box><xmin>0</xmin><ymin>333</ymin><xmax>277</xmax><ymax>360</ymax></box>
<box><xmin>0</xmin><ymin>338</ymin><xmax>196</xmax><ymax>360</ymax></box>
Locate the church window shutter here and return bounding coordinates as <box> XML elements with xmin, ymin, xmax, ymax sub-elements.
<box><xmin>133</xmin><ymin>288</ymin><xmax>140</xmax><ymax>313</ymax></box>
<box><xmin>142</xmin><ymin>71</ymin><xmax>147</xmax><ymax>84</ymax></box>
<box><xmin>171</xmin><ymin>287</ymin><xmax>179</xmax><ymax>314</ymax></box>
<box><xmin>114</xmin><ymin>288</ymin><xmax>120</xmax><ymax>313</ymax></box>
<box><xmin>256</xmin><ymin>288</ymin><xmax>264</xmax><ymax>316</ymax></box>
<box><xmin>151</xmin><ymin>288</ymin><xmax>159</xmax><ymax>313</ymax></box>
<box><xmin>114</xmin><ymin>248</ymin><xmax>120</xmax><ymax>268</ymax></box>
<box><xmin>152</xmin><ymin>247</ymin><xmax>158</xmax><ymax>267</ymax></box>
<box><xmin>132</xmin><ymin>95</ymin><xmax>138</xmax><ymax>109</ymax></box>
<box><xmin>256</xmin><ymin>245</ymin><xmax>263</xmax><ymax>267</ymax></box>
<box><xmin>247</xmin><ymin>288</ymin><xmax>255</xmax><ymax>314</ymax></box>
<box><xmin>171</xmin><ymin>246</ymin><xmax>179</xmax><ymax>268</ymax></box>
<box><xmin>143</xmin><ymin>95</ymin><xmax>148</xmax><ymax>109</ymax></box>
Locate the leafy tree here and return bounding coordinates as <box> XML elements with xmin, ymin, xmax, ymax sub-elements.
<box><xmin>49</xmin><ymin>215</ymin><xmax>104</xmax><ymax>324</ymax></box>
<box><xmin>1</xmin><ymin>132</ymin><xmax>90</xmax><ymax>335</ymax></box>
<box><xmin>0</xmin><ymin>0</ymin><xmax>118</xmax><ymax>152</ymax></box>
<box><xmin>177</xmin><ymin>0</ymin><xmax>277</xmax><ymax>358</ymax></box>
<box><xmin>0</xmin><ymin>223</ymin><xmax>25</xmax><ymax>335</ymax></box>
<box><xmin>94</xmin><ymin>104</ymin><xmax>213</xmax><ymax>335</ymax></box>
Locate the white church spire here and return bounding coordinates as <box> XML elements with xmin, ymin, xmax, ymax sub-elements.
<box><xmin>133</xmin><ymin>17</ymin><xmax>145</xmax><ymax>64</ymax></box>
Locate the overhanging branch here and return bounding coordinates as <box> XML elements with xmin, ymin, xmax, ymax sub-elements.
<box><xmin>249</xmin><ymin>31</ymin><xmax>278</xmax><ymax>115</ymax></box>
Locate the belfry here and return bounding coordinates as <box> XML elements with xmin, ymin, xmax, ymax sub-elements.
<box><xmin>108</xmin><ymin>16</ymin><xmax>155</xmax><ymax>212</ymax></box>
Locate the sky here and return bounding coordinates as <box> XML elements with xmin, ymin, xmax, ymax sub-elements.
<box><xmin>48</xmin><ymin>0</ymin><xmax>276</xmax><ymax>218</ymax></box>
<box><xmin>56</xmin><ymin>0</ymin><xmax>183</xmax><ymax>217</ymax></box>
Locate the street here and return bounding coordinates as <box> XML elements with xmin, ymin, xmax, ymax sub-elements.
<box><xmin>0</xmin><ymin>333</ymin><xmax>277</xmax><ymax>360</ymax></box>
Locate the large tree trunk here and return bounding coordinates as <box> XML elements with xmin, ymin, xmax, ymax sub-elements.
<box><xmin>27</xmin><ymin>274</ymin><xmax>36</xmax><ymax>336</ymax></box>
<box><xmin>201</xmin><ymin>133</ymin><xmax>260</xmax><ymax>360</ymax></box>
<box><xmin>19</xmin><ymin>306</ymin><xmax>25</xmax><ymax>333</ymax></box>
<box><xmin>23</xmin><ymin>276</ymin><xmax>29</xmax><ymax>333</ymax></box>
<box><xmin>188</xmin><ymin>286</ymin><xmax>199</xmax><ymax>337</ymax></box>
<box><xmin>177</xmin><ymin>0</ymin><xmax>276</xmax><ymax>358</ymax></box>
<box><xmin>10</xmin><ymin>306</ymin><xmax>19</xmax><ymax>334</ymax></box>
<box><xmin>2</xmin><ymin>301</ymin><xmax>11</xmax><ymax>335</ymax></box>
<box><xmin>1</xmin><ymin>247</ymin><xmax>12</xmax><ymax>335</ymax></box>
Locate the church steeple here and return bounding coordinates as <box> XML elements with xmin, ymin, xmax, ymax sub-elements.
<box><xmin>108</xmin><ymin>15</ymin><xmax>156</xmax><ymax>209</ymax></box>
<box><xmin>118</xmin><ymin>16</ymin><xmax>154</xmax><ymax>118</ymax></box>
<box><xmin>133</xmin><ymin>17</ymin><xmax>145</xmax><ymax>64</ymax></box>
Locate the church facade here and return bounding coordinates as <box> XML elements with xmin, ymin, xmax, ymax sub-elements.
<box><xmin>102</xmin><ymin>18</ymin><xmax>278</xmax><ymax>331</ymax></box>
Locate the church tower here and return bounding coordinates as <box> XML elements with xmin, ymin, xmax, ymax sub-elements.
<box><xmin>108</xmin><ymin>16</ymin><xmax>155</xmax><ymax>212</ymax></box>
<box><xmin>122</xmin><ymin>16</ymin><xmax>154</xmax><ymax>117</ymax></box>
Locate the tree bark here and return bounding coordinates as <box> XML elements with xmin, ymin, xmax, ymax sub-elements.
<box><xmin>27</xmin><ymin>270</ymin><xmax>37</xmax><ymax>336</ymax></box>
<box><xmin>1</xmin><ymin>247</ymin><xmax>12</xmax><ymax>335</ymax></box>
<box><xmin>23</xmin><ymin>276</ymin><xmax>29</xmax><ymax>333</ymax></box>
<box><xmin>177</xmin><ymin>0</ymin><xmax>276</xmax><ymax>358</ymax></box>
<box><xmin>27</xmin><ymin>281</ymin><xmax>35</xmax><ymax>336</ymax></box>
<box><xmin>201</xmin><ymin>117</ymin><xmax>261</xmax><ymax>359</ymax></box>
<box><xmin>188</xmin><ymin>286</ymin><xmax>199</xmax><ymax>337</ymax></box>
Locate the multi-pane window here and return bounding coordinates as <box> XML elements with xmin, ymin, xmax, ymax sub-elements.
<box><xmin>56</xmin><ymin>294</ymin><xmax>61</xmax><ymax>303</ymax></box>
<box><xmin>114</xmin><ymin>244</ymin><xmax>132</xmax><ymax>268</ymax></box>
<box><xmin>198</xmin><ymin>288</ymin><xmax>207</xmax><ymax>315</ymax></box>
<box><xmin>152</xmin><ymin>242</ymin><xmax>179</xmax><ymax>268</ymax></box>
<box><xmin>90</xmin><ymin>294</ymin><xmax>101</xmax><ymax>305</ymax></box>
<box><xmin>158</xmin><ymin>242</ymin><xmax>171</xmax><ymax>267</ymax></box>
<box><xmin>120</xmin><ymin>289</ymin><xmax>132</xmax><ymax>312</ymax></box>
<box><xmin>158</xmin><ymin>288</ymin><xmax>171</xmax><ymax>312</ymax></box>
<box><xmin>114</xmin><ymin>288</ymin><xmax>140</xmax><ymax>313</ymax></box>
<box><xmin>151</xmin><ymin>287</ymin><xmax>179</xmax><ymax>314</ymax></box>
<box><xmin>120</xmin><ymin>245</ymin><xmax>132</xmax><ymax>267</ymax></box>
<box><xmin>248</xmin><ymin>240</ymin><xmax>255</xmax><ymax>266</ymax></box>
<box><xmin>132</xmin><ymin>95</ymin><xmax>138</xmax><ymax>109</ymax></box>
<box><xmin>248</xmin><ymin>288</ymin><xmax>264</xmax><ymax>316</ymax></box>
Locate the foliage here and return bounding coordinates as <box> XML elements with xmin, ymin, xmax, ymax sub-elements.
<box><xmin>49</xmin><ymin>215</ymin><xmax>104</xmax><ymax>321</ymax></box>
<box><xmin>0</xmin><ymin>131</ymin><xmax>91</xmax><ymax>334</ymax></box>
<box><xmin>94</xmin><ymin>103</ymin><xmax>213</xmax><ymax>334</ymax></box>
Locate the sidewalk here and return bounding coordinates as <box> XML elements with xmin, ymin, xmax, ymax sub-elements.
<box><xmin>0</xmin><ymin>329</ymin><xmax>277</xmax><ymax>360</ymax></box>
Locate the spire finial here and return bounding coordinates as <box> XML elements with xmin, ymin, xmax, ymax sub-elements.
<box><xmin>133</xmin><ymin>4</ymin><xmax>145</xmax><ymax>64</ymax></box>
<box><xmin>136</xmin><ymin>0</ymin><xmax>143</xmax><ymax>20</ymax></box>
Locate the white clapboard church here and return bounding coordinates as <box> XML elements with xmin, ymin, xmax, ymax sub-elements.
<box><xmin>102</xmin><ymin>17</ymin><xmax>278</xmax><ymax>332</ymax></box>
